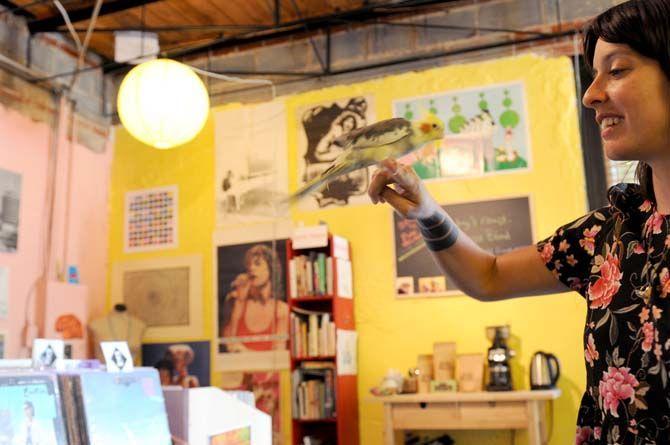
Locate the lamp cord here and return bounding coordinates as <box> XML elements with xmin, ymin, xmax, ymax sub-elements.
<box><xmin>188</xmin><ymin>65</ymin><xmax>276</xmax><ymax>99</ymax></box>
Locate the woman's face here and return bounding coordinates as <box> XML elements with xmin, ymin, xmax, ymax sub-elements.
<box><xmin>247</xmin><ymin>254</ymin><xmax>270</xmax><ymax>288</ymax></box>
<box><xmin>583</xmin><ymin>39</ymin><xmax>670</xmax><ymax>163</ymax></box>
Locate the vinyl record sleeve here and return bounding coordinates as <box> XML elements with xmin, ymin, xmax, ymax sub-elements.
<box><xmin>0</xmin><ymin>372</ymin><xmax>68</xmax><ymax>445</ymax></box>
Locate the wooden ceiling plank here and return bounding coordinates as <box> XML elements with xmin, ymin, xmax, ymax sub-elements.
<box><xmin>0</xmin><ymin>0</ymin><xmax>36</xmax><ymax>19</ymax></box>
<box><xmin>8</xmin><ymin>0</ymin><xmax>70</xmax><ymax>20</ymax></box>
<box><xmin>45</xmin><ymin>0</ymin><xmax>456</xmax><ymax>62</ymax></box>
<box><xmin>196</xmin><ymin>0</ymin><xmax>244</xmax><ymax>25</ymax></box>
<box><xmin>28</xmin><ymin>0</ymin><xmax>164</xmax><ymax>33</ymax></box>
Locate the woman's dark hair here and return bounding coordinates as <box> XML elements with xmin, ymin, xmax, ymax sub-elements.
<box><xmin>583</xmin><ymin>0</ymin><xmax>670</xmax><ymax>201</ymax></box>
<box><xmin>244</xmin><ymin>244</ymin><xmax>284</xmax><ymax>301</ymax></box>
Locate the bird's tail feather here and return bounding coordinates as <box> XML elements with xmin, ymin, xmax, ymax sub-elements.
<box><xmin>283</xmin><ymin>162</ymin><xmax>348</xmax><ymax>204</ymax></box>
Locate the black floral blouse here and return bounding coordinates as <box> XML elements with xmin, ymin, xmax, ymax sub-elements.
<box><xmin>537</xmin><ymin>183</ymin><xmax>670</xmax><ymax>445</ymax></box>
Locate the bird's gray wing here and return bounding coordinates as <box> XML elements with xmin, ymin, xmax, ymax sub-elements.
<box><xmin>333</xmin><ymin>118</ymin><xmax>412</xmax><ymax>150</ymax></box>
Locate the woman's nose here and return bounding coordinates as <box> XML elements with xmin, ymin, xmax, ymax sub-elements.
<box><xmin>582</xmin><ymin>76</ymin><xmax>607</xmax><ymax>109</ymax></box>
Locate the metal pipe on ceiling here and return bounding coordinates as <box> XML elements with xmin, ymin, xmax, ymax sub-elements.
<box><xmin>0</xmin><ymin>52</ymin><xmax>40</xmax><ymax>79</ymax></box>
<box><xmin>30</xmin><ymin>26</ymin><xmax>581</xmax><ymax>84</ymax></box>
<box><xmin>205</xmin><ymin>27</ymin><xmax>581</xmax><ymax>100</ymax></box>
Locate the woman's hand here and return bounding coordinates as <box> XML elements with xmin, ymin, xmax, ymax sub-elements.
<box><xmin>368</xmin><ymin>158</ymin><xmax>441</xmax><ymax>219</ymax></box>
<box><xmin>228</xmin><ymin>273</ymin><xmax>251</xmax><ymax>299</ymax></box>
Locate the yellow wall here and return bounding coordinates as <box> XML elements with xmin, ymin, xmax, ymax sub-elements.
<box><xmin>110</xmin><ymin>54</ymin><xmax>588</xmax><ymax>445</ymax></box>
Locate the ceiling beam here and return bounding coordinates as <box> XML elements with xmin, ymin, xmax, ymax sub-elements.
<box><xmin>169</xmin><ymin>0</ymin><xmax>459</xmax><ymax>59</ymax></box>
<box><xmin>28</xmin><ymin>0</ymin><xmax>163</xmax><ymax>33</ymax></box>
<box><xmin>0</xmin><ymin>0</ymin><xmax>36</xmax><ymax>19</ymax></box>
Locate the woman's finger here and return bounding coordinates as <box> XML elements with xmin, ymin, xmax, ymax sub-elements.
<box><xmin>391</xmin><ymin>164</ymin><xmax>418</xmax><ymax>190</ymax></box>
<box><xmin>368</xmin><ymin>168</ymin><xmax>395</xmax><ymax>203</ymax></box>
<box><xmin>380</xmin><ymin>158</ymin><xmax>398</xmax><ymax>172</ymax></box>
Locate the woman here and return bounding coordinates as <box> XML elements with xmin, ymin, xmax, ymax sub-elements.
<box><xmin>221</xmin><ymin>244</ymin><xmax>289</xmax><ymax>351</ymax></box>
<box><xmin>369</xmin><ymin>1</ymin><xmax>670</xmax><ymax>443</ymax></box>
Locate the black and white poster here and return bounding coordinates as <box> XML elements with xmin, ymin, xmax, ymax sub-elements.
<box><xmin>0</xmin><ymin>168</ymin><xmax>21</xmax><ymax>253</ymax></box>
<box><xmin>215</xmin><ymin>101</ymin><xmax>288</xmax><ymax>226</ymax></box>
<box><xmin>296</xmin><ymin>96</ymin><xmax>376</xmax><ymax>210</ymax></box>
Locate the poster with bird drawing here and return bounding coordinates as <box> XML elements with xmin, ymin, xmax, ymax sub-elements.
<box><xmin>296</xmin><ymin>96</ymin><xmax>376</xmax><ymax>210</ymax></box>
<box><xmin>393</xmin><ymin>82</ymin><xmax>531</xmax><ymax>179</ymax></box>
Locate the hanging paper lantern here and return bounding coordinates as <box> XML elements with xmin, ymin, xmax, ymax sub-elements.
<box><xmin>117</xmin><ymin>59</ymin><xmax>210</xmax><ymax>149</ymax></box>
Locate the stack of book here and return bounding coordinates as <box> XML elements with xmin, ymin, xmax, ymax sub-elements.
<box><xmin>289</xmin><ymin>253</ymin><xmax>333</xmax><ymax>298</ymax></box>
<box><xmin>290</xmin><ymin>308</ymin><xmax>336</xmax><ymax>358</ymax></box>
<box><xmin>291</xmin><ymin>362</ymin><xmax>335</xmax><ymax>420</ymax></box>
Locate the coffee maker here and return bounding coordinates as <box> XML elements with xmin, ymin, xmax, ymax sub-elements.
<box><xmin>485</xmin><ymin>325</ymin><xmax>514</xmax><ymax>391</ymax></box>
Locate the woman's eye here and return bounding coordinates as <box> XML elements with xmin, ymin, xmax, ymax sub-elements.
<box><xmin>609</xmin><ymin>68</ymin><xmax>626</xmax><ymax>77</ymax></box>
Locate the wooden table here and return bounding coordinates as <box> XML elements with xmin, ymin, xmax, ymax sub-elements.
<box><xmin>369</xmin><ymin>389</ymin><xmax>561</xmax><ymax>445</ymax></box>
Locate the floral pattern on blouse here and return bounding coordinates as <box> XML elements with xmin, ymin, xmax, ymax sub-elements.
<box><xmin>537</xmin><ymin>183</ymin><xmax>670</xmax><ymax>445</ymax></box>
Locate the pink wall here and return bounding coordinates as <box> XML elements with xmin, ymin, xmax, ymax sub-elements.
<box><xmin>0</xmin><ymin>103</ymin><xmax>112</xmax><ymax>358</ymax></box>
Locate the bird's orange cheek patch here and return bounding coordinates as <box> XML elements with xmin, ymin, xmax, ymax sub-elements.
<box><xmin>420</xmin><ymin>123</ymin><xmax>431</xmax><ymax>133</ymax></box>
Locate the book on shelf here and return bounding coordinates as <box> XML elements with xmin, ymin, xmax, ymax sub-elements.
<box><xmin>291</xmin><ymin>363</ymin><xmax>335</xmax><ymax>420</ymax></box>
<box><xmin>290</xmin><ymin>308</ymin><xmax>336</xmax><ymax>358</ymax></box>
<box><xmin>290</xmin><ymin>252</ymin><xmax>332</xmax><ymax>298</ymax></box>
<box><xmin>302</xmin><ymin>437</ymin><xmax>324</xmax><ymax>445</ymax></box>
<box><xmin>289</xmin><ymin>233</ymin><xmax>359</xmax><ymax>445</ymax></box>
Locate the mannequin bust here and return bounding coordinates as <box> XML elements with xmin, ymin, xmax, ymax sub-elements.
<box><xmin>88</xmin><ymin>304</ymin><xmax>146</xmax><ymax>363</ymax></box>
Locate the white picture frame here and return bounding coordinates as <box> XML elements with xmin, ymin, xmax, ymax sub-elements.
<box><xmin>111</xmin><ymin>255</ymin><xmax>203</xmax><ymax>340</ymax></box>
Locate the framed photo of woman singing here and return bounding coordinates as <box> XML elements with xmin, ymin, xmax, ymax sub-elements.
<box><xmin>214</xmin><ymin>224</ymin><xmax>291</xmax><ymax>444</ymax></box>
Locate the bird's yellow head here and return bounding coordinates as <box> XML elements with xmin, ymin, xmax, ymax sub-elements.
<box><xmin>413</xmin><ymin>114</ymin><xmax>445</xmax><ymax>142</ymax></box>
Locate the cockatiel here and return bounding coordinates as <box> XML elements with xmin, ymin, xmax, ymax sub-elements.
<box><xmin>287</xmin><ymin>114</ymin><xmax>445</xmax><ymax>202</ymax></box>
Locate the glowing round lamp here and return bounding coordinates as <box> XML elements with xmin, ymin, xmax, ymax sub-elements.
<box><xmin>117</xmin><ymin>59</ymin><xmax>210</xmax><ymax>149</ymax></box>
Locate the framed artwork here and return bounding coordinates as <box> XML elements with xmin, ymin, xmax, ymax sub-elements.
<box><xmin>0</xmin><ymin>168</ymin><xmax>21</xmax><ymax>253</ymax></box>
<box><xmin>213</xmin><ymin>224</ymin><xmax>291</xmax><ymax>372</ymax></box>
<box><xmin>143</xmin><ymin>340</ymin><xmax>211</xmax><ymax>387</ymax></box>
<box><xmin>393</xmin><ymin>82</ymin><xmax>531</xmax><ymax>179</ymax></box>
<box><xmin>111</xmin><ymin>255</ymin><xmax>203</xmax><ymax>339</ymax></box>
<box><xmin>0</xmin><ymin>266</ymin><xmax>7</xmax><ymax>319</ymax></box>
<box><xmin>124</xmin><ymin>185</ymin><xmax>178</xmax><ymax>252</ymax></box>
<box><xmin>295</xmin><ymin>96</ymin><xmax>376</xmax><ymax>210</ymax></box>
<box><xmin>215</xmin><ymin>101</ymin><xmax>288</xmax><ymax>227</ymax></box>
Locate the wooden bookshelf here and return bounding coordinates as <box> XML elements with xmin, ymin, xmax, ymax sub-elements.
<box><xmin>288</xmin><ymin>233</ymin><xmax>359</xmax><ymax>445</ymax></box>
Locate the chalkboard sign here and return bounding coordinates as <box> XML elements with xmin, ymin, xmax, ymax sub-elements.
<box><xmin>393</xmin><ymin>196</ymin><xmax>534</xmax><ymax>297</ymax></box>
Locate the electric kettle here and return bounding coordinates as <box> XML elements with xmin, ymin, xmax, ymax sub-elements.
<box><xmin>530</xmin><ymin>351</ymin><xmax>560</xmax><ymax>390</ymax></box>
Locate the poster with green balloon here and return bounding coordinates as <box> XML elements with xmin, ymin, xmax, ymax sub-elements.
<box><xmin>393</xmin><ymin>82</ymin><xmax>530</xmax><ymax>179</ymax></box>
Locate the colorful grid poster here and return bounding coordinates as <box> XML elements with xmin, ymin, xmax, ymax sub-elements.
<box><xmin>124</xmin><ymin>186</ymin><xmax>178</xmax><ymax>252</ymax></box>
